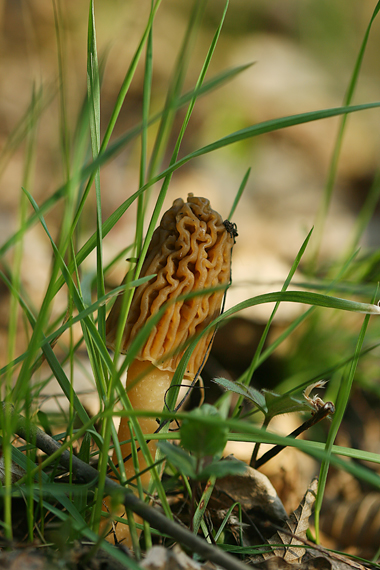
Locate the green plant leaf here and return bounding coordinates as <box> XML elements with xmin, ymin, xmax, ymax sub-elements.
<box><xmin>199</xmin><ymin>458</ymin><xmax>247</xmax><ymax>480</ymax></box>
<box><xmin>212</xmin><ymin>377</ymin><xmax>267</xmax><ymax>413</ymax></box>
<box><xmin>180</xmin><ymin>404</ymin><xmax>229</xmax><ymax>458</ymax></box>
<box><xmin>157</xmin><ymin>440</ymin><xmax>197</xmax><ymax>479</ymax></box>
<box><xmin>262</xmin><ymin>390</ymin><xmax>310</xmax><ymax>419</ymax></box>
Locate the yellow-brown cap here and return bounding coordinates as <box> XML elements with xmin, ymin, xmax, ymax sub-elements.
<box><xmin>106</xmin><ymin>194</ymin><xmax>235</xmax><ymax>378</ymax></box>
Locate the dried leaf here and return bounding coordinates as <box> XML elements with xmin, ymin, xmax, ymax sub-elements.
<box><xmin>0</xmin><ymin>456</ymin><xmax>26</xmax><ymax>484</ymax></box>
<box><xmin>141</xmin><ymin>545</ymin><xmax>222</xmax><ymax>570</ymax></box>
<box><xmin>249</xmin><ymin>479</ymin><xmax>318</xmax><ymax>565</ymax></box>
<box><xmin>303</xmin><ymin>552</ymin><xmax>367</xmax><ymax>570</ymax></box>
<box><xmin>249</xmin><ymin>555</ymin><xmax>332</xmax><ymax>570</ymax></box>
<box><xmin>264</xmin><ymin>478</ymin><xmax>318</xmax><ymax>563</ymax></box>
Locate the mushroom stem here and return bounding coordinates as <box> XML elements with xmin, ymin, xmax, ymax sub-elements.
<box><xmin>115</xmin><ymin>359</ymin><xmax>173</xmax><ymax>488</ymax></box>
<box><xmin>102</xmin><ymin>360</ymin><xmax>173</xmax><ymax>547</ymax></box>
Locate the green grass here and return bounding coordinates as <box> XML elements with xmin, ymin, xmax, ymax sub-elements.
<box><xmin>1</xmin><ymin>0</ymin><xmax>380</xmax><ymax>567</ymax></box>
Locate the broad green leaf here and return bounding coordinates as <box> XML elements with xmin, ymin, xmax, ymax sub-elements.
<box><xmin>212</xmin><ymin>377</ymin><xmax>267</xmax><ymax>413</ymax></box>
<box><xmin>262</xmin><ymin>389</ymin><xmax>310</xmax><ymax>419</ymax></box>
<box><xmin>199</xmin><ymin>458</ymin><xmax>247</xmax><ymax>480</ymax></box>
<box><xmin>180</xmin><ymin>404</ymin><xmax>228</xmax><ymax>458</ymax></box>
<box><xmin>157</xmin><ymin>440</ymin><xmax>197</xmax><ymax>479</ymax></box>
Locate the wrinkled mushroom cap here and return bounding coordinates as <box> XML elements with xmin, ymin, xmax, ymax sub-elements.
<box><xmin>106</xmin><ymin>194</ymin><xmax>235</xmax><ymax>378</ymax></box>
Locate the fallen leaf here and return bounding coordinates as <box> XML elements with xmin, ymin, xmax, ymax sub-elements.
<box><xmin>251</xmin><ymin>478</ymin><xmax>318</xmax><ymax>565</ymax></box>
<box><xmin>270</xmin><ymin>478</ymin><xmax>319</xmax><ymax>562</ymax></box>
<box><xmin>141</xmin><ymin>545</ymin><xmax>222</xmax><ymax>570</ymax></box>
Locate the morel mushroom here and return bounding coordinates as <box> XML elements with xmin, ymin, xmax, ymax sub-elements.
<box><xmin>104</xmin><ymin>194</ymin><xmax>236</xmax><ymax>542</ymax></box>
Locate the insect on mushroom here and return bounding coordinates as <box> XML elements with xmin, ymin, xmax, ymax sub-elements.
<box><xmin>102</xmin><ymin>193</ymin><xmax>236</xmax><ymax>545</ymax></box>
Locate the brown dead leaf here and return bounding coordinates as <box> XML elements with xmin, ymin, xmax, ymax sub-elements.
<box><xmin>249</xmin><ymin>477</ymin><xmax>372</xmax><ymax>570</ymax></box>
<box><xmin>269</xmin><ymin>478</ymin><xmax>319</xmax><ymax>563</ymax></box>
<box><xmin>250</xmin><ymin>478</ymin><xmax>318</xmax><ymax>565</ymax></box>
<box><xmin>0</xmin><ymin>456</ymin><xmax>26</xmax><ymax>484</ymax></box>
<box><xmin>250</xmin><ymin>554</ymin><xmax>332</xmax><ymax>570</ymax></box>
<box><xmin>141</xmin><ymin>546</ymin><xmax>222</xmax><ymax>570</ymax></box>
<box><xmin>251</xmin><ymin>550</ymin><xmax>372</xmax><ymax>570</ymax></box>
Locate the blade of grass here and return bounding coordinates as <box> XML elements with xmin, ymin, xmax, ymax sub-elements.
<box><xmin>228</xmin><ymin>167</ymin><xmax>250</xmax><ymax>220</ymax></box>
<box><xmin>128</xmin><ymin>419</ymin><xmax>146</xmax><ymax>556</ymax></box>
<box><xmin>147</xmin><ymin>0</ymin><xmax>207</xmax><ymax>179</ymax></box>
<box><xmin>54</xmin><ymin>0</ymin><xmax>79</xmax><ymax>515</ymax></box>
<box><xmin>100</xmin><ymin>0</ymin><xmax>162</xmax><ymax>155</ymax></box>
<box><xmin>87</xmin><ymin>0</ymin><xmax>105</xmax><ymax>340</ymax></box>
<box><xmin>86</xmin><ymin>7</ymin><xmax>113</xmax><ymax>509</ymax></box>
<box><xmin>12</xmin><ymin>94</ymin><xmax>89</xmax><ymax>416</ymax></box>
<box><xmin>135</xmin><ymin>15</ymin><xmax>153</xmax><ymax>259</ymax></box>
<box><xmin>3</xmin><ymin>85</ymin><xmax>40</xmax><ymax>541</ymax></box>
<box><xmin>313</xmin><ymin>287</ymin><xmax>378</xmax><ymax>543</ymax></box>
<box><xmin>18</xmin><ymin>190</ymin><xmax>113</xmax><ymax>375</ymax></box>
<box><xmin>122</xmin><ymin>287</ymin><xmax>380</xmax><ymax>397</ymax></box>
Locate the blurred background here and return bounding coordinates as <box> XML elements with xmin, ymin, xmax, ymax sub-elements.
<box><xmin>1</xmin><ymin>1</ymin><xmax>380</xmax><ymax>295</ymax></box>
<box><xmin>1</xmin><ymin>0</ymin><xmax>380</xmax><ymax>537</ymax></box>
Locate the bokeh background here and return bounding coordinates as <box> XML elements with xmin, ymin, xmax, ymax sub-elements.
<box><xmin>1</xmin><ymin>1</ymin><xmax>380</xmax><ymax>304</ymax></box>
<box><xmin>1</xmin><ymin>0</ymin><xmax>380</xmax><ymax>535</ymax></box>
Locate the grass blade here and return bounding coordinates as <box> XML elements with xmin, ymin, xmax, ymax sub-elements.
<box><xmin>228</xmin><ymin>167</ymin><xmax>250</xmax><ymax>220</ymax></box>
<box><xmin>313</xmin><ymin>287</ymin><xmax>377</xmax><ymax>542</ymax></box>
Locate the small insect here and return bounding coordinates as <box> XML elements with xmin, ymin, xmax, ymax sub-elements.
<box><xmin>223</xmin><ymin>219</ymin><xmax>238</xmax><ymax>243</ymax></box>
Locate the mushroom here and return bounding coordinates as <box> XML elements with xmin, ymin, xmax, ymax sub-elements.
<box><xmin>103</xmin><ymin>194</ymin><xmax>236</xmax><ymax>544</ymax></box>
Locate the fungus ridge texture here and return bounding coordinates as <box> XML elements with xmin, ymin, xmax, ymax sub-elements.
<box><xmin>106</xmin><ymin>195</ymin><xmax>234</xmax><ymax>377</ymax></box>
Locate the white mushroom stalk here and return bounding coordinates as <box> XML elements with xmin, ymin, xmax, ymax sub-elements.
<box><xmin>102</xmin><ymin>194</ymin><xmax>236</xmax><ymax>545</ymax></box>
